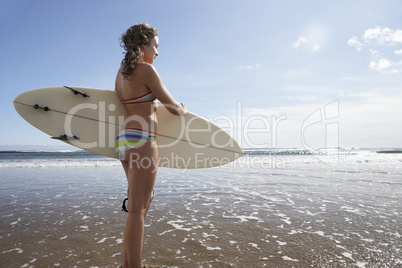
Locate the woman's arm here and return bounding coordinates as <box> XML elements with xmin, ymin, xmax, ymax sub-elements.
<box><xmin>141</xmin><ymin>64</ymin><xmax>187</xmax><ymax>116</ymax></box>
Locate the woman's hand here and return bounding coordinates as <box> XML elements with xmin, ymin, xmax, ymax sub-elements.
<box><xmin>163</xmin><ymin>102</ymin><xmax>187</xmax><ymax>116</ymax></box>
<box><xmin>180</xmin><ymin>103</ymin><xmax>188</xmax><ymax>115</ymax></box>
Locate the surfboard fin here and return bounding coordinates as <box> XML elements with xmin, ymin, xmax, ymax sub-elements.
<box><xmin>64</xmin><ymin>86</ymin><xmax>90</xmax><ymax>98</ymax></box>
<box><xmin>51</xmin><ymin>134</ymin><xmax>79</xmax><ymax>140</ymax></box>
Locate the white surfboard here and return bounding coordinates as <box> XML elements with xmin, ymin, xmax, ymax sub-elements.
<box><xmin>13</xmin><ymin>86</ymin><xmax>242</xmax><ymax>168</ymax></box>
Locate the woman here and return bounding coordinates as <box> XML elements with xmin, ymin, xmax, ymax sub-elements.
<box><xmin>115</xmin><ymin>23</ymin><xmax>187</xmax><ymax>268</ymax></box>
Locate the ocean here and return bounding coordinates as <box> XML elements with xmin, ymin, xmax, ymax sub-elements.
<box><xmin>0</xmin><ymin>148</ymin><xmax>401</xmax><ymax>267</ymax></box>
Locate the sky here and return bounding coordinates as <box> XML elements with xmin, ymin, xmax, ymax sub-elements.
<box><xmin>1</xmin><ymin>0</ymin><xmax>401</xmax><ymax>150</ymax></box>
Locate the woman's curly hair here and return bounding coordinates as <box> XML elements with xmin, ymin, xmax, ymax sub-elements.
<box><xmin>120</xmin><ymin>23</ymin><xmax>158</xmax><ymax>79</ymax></box>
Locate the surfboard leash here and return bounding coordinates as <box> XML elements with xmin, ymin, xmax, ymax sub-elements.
<box><xmin>122</xmin><ymin>189</ymin><xmax>155</xmax><ymax>213</ymax></box>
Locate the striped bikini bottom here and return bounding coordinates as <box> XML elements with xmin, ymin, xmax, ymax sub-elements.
<box><xmin>115</xmin><ymin>128</ymin><xmax>156</xmax><ymax>160</ymax></box>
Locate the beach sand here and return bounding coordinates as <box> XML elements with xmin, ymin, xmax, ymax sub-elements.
<box><xmin>1</xmin><ymin>152</ymin><xmax>401</xmax><ymax>267</ymax></box>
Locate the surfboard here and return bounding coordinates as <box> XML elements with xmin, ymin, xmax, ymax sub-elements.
<box><xmin>13</xmin><ymin>86</ymin><xmax>242</xmax><ymax>169</ymax></box>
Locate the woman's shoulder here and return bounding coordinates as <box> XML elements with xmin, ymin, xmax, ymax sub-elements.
<box><xmin>136</xmin><ymin>63</ymin><xmax>157</xmax><ymax>72</ymax></box>
<box><xmin>135</xmin><ymin>63</ymin><xmax>160</xmax><ymax>78</ymax></box>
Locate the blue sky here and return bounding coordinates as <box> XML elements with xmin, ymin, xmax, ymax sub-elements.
<box><xmin>1</xmin><ymin>0</ymin><xmax>401</xmax><ymax>150</ymax></box>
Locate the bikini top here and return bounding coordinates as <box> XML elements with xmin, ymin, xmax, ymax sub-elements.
<box><xmin>120</xmin><ymin>91</ymin><xmax>156</xmax><ymax>104</ymax></box>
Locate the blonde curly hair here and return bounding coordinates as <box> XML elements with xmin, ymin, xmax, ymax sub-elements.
<box><xmin>120</xmin><ymin>23</ymin><xmax>158</xmax><ymax>79</ymax></box>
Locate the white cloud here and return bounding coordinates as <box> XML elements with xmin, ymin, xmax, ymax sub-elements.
<box><xmin>347</xmin><ymin>36</ymin><xmax>362</xmax><ymax>51</ymax></box>
<box><xmin>369</xmin><ymin>58</ymin><xmax>392</xmax><ymax>71</ymax></box>
<box><xmin>348</xmin><ymin>26</ymin><xmax>402</xmax><ymax>48</ymax></box>
<box><xmin>292</xmin><ymin>36</ymin><xmax>322</xmax><ymax>51</ymax></box>
<box><xmin>368</xmin><ymin>58</ymin><xmax>402</xmax><ymax>74</ymax></box>
<box><xmin>395</xmin><ymin>49</ymin><xmax>402</xmax><ymax>55</ymax></box>
<box><xmin>348</xmin><ymin>26</ymin><xmax>402</xmax><ymax>73</ymax></box>
<box><xmin>238</xmin><ymin>63</ymin><xmax>262</xmax><ymax>70</ymax></box>
<box><xmin>363</xmin><ymin>26</ymin><xmax>402</xmax><ymax>45</ymax></box>
<box><xmin>292</xmin><ymin>36</ymin><xmax>308</xmax><ymax>49</ymax></box>
<box><xmin>292</xmin><ymin>23</ymin><xmax>330</xmax><ymax>52</ymax></box>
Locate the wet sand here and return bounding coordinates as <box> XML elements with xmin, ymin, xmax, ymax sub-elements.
<box><xmin>1</xmin><ymin>156</ymin><xmax>401</xmax><ymax>267</ymax></box>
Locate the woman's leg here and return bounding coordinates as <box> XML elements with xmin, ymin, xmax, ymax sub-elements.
<box><xmin>121</xmin><ymin>160</ymin><xmax>129</xmax><ymax>268</ymax></box>
<box><xmin>122</xmin><ymin>142</ymin><xmax>158</xmax><ymax>268</ymax></box>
